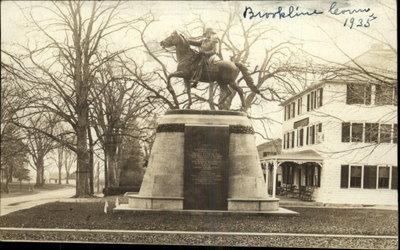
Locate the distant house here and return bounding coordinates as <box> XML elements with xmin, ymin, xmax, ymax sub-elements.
<box><xmin>257</xmin><ymin>139</ymin><xmax>282</xmax><ymax>193</ymax></box>
<box><xmin>257</xmin><ymin>139</ymin><xmax>282</xmax><ymax>159</ymax></box>
<box><xmin>48</xmin><ymin>171</ymin><xmax>76</xmax><ymax>185</ymax></box>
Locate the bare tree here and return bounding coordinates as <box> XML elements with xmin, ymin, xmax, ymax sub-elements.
<box><xmin>0</xmin><ymin>124</ymin><xmax>29</xmax><ymax>193</ymax></box>
<box><xmin>2</xmin><ymin>1</ymin><xmax>138</xmax><ymax>197</ymax></box>
<box><xmin>63</xmin><ymin>149</ymin><xmax>76</xmax><ymax>185</ymax></box>
<box><xmin>25</xmin><ymin>115</ymin><xmax>56</xmax><ymax>187</ymax></box>
<box><xmin>91</xmin><ymin>59</ymin><xmax>153</xmax><ymax>189</ymax></box>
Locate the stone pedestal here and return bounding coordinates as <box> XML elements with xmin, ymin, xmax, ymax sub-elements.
<box><xmin>126</xmin><ymin>110</ymin><xmax>279</xmax><ymax>211</ymax></box>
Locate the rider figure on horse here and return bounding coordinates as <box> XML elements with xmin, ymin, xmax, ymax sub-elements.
<box><xmin>188</xmin><ymin>28</ymin><xmax>219</xmax><ymax>88</ymax></box>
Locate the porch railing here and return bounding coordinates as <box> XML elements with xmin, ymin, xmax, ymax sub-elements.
<box><xmin>276</xmin><ymin>184</ymin><xmax>315</xmax><ymax>201</ymax></box>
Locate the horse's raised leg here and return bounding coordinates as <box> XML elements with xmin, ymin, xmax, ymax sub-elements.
<box><xmin>184</xmin><ymin>79</ymin><xmax>192</xmax><ymax>109</ymax></box>
<box><xmin>229</xmin><ymin>81</ymin><xmax>246</xmax><ymax>111</ymax></box>
<box><xmin>218</xmin><ymin>84</ymin><xmax>232</xmax><ymax>110</ymax></box>
<box><xmin>167</xmin><ymin>71</ymin><xmax>184</xmax><ymax>84</ymax></box>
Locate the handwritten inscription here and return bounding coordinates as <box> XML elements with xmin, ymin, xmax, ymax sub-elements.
<box><xmin>243</xmin><ymin>2</ymin><xmax>378</xmax><ymax>29</ymax></box>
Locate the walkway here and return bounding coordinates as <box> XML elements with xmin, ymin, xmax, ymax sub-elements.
<box><xmin>0</xmin><ymin>187</ymin><xmax>75</xmax><ymax>216</ymax></box>
<box><xmin>278</xmin><ymin>196</ymin><xmax>398</xmax><ymax>210</ymax></box>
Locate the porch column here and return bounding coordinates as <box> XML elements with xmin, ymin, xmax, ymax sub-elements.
<box><xmin>272</xmin><ymin>159</ymin><xmax>278</xmax><ymax>198</ymax></box>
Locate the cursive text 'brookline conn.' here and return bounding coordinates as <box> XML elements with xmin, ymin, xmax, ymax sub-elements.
<box><xmin>243</xmin><ymin>2</ymin><xmax>372</xmax><ymax>20</ymax></box>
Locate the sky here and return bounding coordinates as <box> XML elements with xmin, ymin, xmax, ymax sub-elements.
<box><xmin>1</xmin><ymin>0</ymin><xmax>397</xmax><ymax>150</ymax></box>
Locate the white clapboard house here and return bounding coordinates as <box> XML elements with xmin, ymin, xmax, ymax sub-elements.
<box><xmin>262</xmin><ymin>44</ymin><xmax>397</xmax><ymax>205</ymax></box>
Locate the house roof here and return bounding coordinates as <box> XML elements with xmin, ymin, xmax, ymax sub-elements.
<box><xmin>280</xmin><ymin>43</ymin><xmax>397</xmax><ymax>106</ymax></box>
<box><xmin>261</xmin><ymin>149</ymin><xmax>323</xmax><ymax>164</ymax></box>
<box><xmin>257</xmin><ymin>138</ymin><xmax>282</xmax><ymax>148</ymax></box>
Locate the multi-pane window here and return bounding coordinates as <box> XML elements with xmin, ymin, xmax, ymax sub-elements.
<box><xmin>351</xmin><ymin>123</ymin><xmax>363</xmax><ymax>142</ymax></box>
<box><xmin>284</xmin><ymin>106</ymin><xmax>287</xmax><ymax>121</ymax></box>
<box><xmin>363</xmin><ymin>165</ymin><xmax>377</xmax><ymax>189</ymax></box>
<box><xmin>365</xmin><ymin>123</ymin><xmax>379</xmax><ymax>143</ymax></box>
<box><xmin>342</xmin><ymin>165</ymin><xmax>397</xmax><ymax>189</ymax></box>
<box><xmin>305</xmin><ymin>167</ymin><xmax>315</xmax><ymax>186</ymax></box>
<box><xmin>378</xmin><ymin>166</ymin><xmax>390</xmax><ymax>189</ymax></box>
<box><xmin>310</xmin><ymin>125</ymin><xmax>315</xmax><ymax>144</ymax></box>
<box><xmin>342</xmin><ymin>122</ymin><xmax>350</xmax><ymax>142</ymax></box>
<box><xmin>317</xmin><ymin>123</ymin><xmax>322</xmax><ymax>133</ymax></box>
<box><xmin>299</xmin><ymin>128</ymin><xmax>304</xmax><ymax>147</ymax></box>
<box><xmin>375</xmin><ymin>84</ymin><xmax>395</xmax><ymax>105</ymax></box>
<box><xmin>342</xmin><ymin>123</ymin><xmax>395</xmax><ymax>144</ymax></box>
<box><xmin>312</xmin><ymin>91</ymin><xmax>317</xmax><ymax>109</ymax></box>
<box><xmin>291</xmin><ymin>131</ymin><xmax>295</xmax><ymax>148</ymax></box>
<box><xmin>379</xmin><ymin>124</ymin><xmax>392</xmax><ymax>143</ymax></box>
<box><xmin>350</xmin><ymin>165</ymin><xmax>362</xmax><ymax>188</ymax></box>
<box><xmin>285</xmin><ymin>101</ymin><xmax>300</xmax><ymax>120</ymax></box>
<box><xmin>283</xmin><ymin>134</ymin><xmax>286</xmax><ymax>149</ymax></box>
<box><xmin>305</xmin><ymin>88</ymin><xmax>323</xmax><ymax>112</ymax></box>
<box><xmin>297</xmin><ymin>98</ymin><xmax>302</xmax><ymax>115</ymax></box>
<box><xmin>286</xmin><ymin>132</ymin><xmax>290</xmax><ymax>149</ymax></box>
<box><xmin>306</xmin><ymin>127</ymin><xmax>309</xmax><ymax>145</ymax></box>
<box><xmin>347</xmin><ymin>83</ymin><xmax>371</xmax><ymax>105</ymax></box>
<box><xmin>291</xmin><ymin>102</ymin><xmax>295</xmax><ymax>118</ymax></box>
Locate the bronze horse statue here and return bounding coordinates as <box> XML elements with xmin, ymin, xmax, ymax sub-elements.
<box><xmin>160</xmin><ymin>31</ymin><xmax>261</xmax><ymax>110</ymax></box>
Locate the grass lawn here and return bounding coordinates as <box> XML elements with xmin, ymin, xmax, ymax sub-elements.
<box><xmin>0</xmin><ymin>201</ymin><xmax>397</xmax><ymax>248</ymax></box>
<box><xmin>0</xmin><ymin>183</ymin><xmax>74</xmax><ymax>198</ymax></box>
<box><xmin>0</xmin><ymin>201</ymin><xmax>397</xmax><ymax>236</ymax></box>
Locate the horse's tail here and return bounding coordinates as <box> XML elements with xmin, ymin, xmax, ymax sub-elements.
<box><xmin>234</xmin><ymin>62</ymin><xmax>260</xmax><ymax>94</ymax></box>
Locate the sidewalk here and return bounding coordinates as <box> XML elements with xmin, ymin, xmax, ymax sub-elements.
<box><xmin>278</xmin><ymin>196</ymin><xmax>398</xmax><ymax>210</ymax></box>
<box><xmin>0</xmin><ymin>187</ymin><xmax>75</xmax><ymax>216</ymax></box>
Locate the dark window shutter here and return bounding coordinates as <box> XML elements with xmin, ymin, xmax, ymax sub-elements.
<box><xmin>319</xmin><ymin>88</ymin><xmax>323</xmax><ymax>107</ymax></box>
<box><xmin>392</xmin><ymin>166</ymin><xmax>398</xmax><ymax>189</ymax></box>
<box><xmin>363</xmin><ymin>165</ymin><xmax>377</xmax><ymax>189</ymax></box>
<box><xmin>341</xmin><ymin>165</ymin><xmax>349</xmax><ymax>188</ymax></box>
<box><xmin>342</xmin><ymin>122</ymin><xmax>350</xmax><ymax>142</ymax></box>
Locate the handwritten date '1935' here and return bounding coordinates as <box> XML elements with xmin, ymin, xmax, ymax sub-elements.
<box><xmin>343</xmin><ymin>14</ymin><xmax>377</xmax><ymax>29</ymax></box>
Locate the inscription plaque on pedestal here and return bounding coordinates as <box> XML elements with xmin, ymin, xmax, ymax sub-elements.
<box><xmin>184</xmin><ymin>125</ymin><xmax>229</xmax><ymax>210</ymax></box>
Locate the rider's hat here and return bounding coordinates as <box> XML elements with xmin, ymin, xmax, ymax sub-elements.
<box><xmin>203</xmin><ymin>28</ymin><xmax>216</xmax><ymax>36</ymax></box>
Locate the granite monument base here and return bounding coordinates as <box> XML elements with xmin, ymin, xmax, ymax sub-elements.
<box><xmin>122</xmin><ymin>110</ymin><xmax>279</xmax><ymax>212</ymax></box>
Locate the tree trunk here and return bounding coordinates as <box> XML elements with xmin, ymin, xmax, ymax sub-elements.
<box><xmin>107</xmin><ymin>151</ymin><xmax>118</xmax><ymax>187</ymax></box>
<box><xmin>87</xmin><ymin>127</ymin><xmax>94</xmax><ymax>195</ymax></box>
<box><xmin>104</xmin><ymin>152</ymin><xmax>108</xmax><ymax>191</ymax></box>
<box><xmin>35</xmin><ymin>155</ymin><xmax>44</xmax><ymax>187</ymax></box>
<box><xmin>4</xmin><ymin>177</ymin><xmax>10</xmax><ymax>194</ymax></box>
<box><xmin>66</xmin><ymin>172</ymin><xmax>69</xmax><ymax>184</ymax></box>
<box><xmin>96</xmin><ymin>162</ymin><xmax>100</xmax><ymax>193</ymax></box>
<box><xmin>75</xmin><ymin>121</ymin><xmax>91</xmax><ymax>197</ymax></box>
<box><xmin>58</xmin><ymin>148</ymin><xmax>63</xmax><ymax>185</ymax></box>
<box><xmin>89</xmin><ymin>149</ymin><xmax>94</xmax><ymax>194</ymax></box>
<box><xmin>58</xmin><ymin>170</ymin><xmax>62</xmax><ymax>185</ymax></box>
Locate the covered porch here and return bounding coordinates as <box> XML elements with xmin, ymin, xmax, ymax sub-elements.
<box><xmin>261</xmin><ymin>150</ymin><xmax>323</xmax><ymax>201</ymax></box>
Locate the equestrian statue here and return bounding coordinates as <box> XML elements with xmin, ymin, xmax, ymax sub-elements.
<box><xmin>160</xmin><ymin>28</ymin><xmax>263</xmax><ymax>110</ymax></box>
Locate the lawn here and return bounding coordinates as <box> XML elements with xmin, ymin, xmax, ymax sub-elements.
<box><xmin>0</xmin><ymin>201</ymin><xmax>397</xmax><ymax>236</ymax></box>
